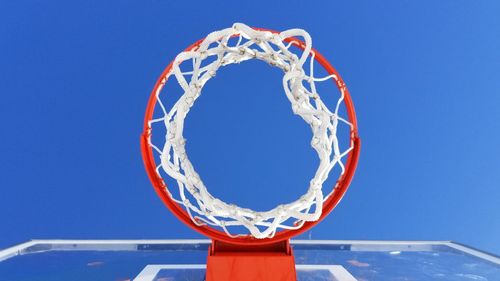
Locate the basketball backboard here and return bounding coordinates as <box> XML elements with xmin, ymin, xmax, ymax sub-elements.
<box><xmin>0</xmin><ymin>240</ymin><xmax>498</xmax><ymax>281</ymax></box>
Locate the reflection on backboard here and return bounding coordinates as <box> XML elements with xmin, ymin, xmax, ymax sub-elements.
<box><xmin>0</xmin><ymin>240</ymin><xmax>499</xmax><ymax>281</ymax></box>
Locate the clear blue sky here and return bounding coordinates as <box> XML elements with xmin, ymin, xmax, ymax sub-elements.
<box><xmin>1</xmin><ymin>1</ymin><xmax>499</xmax><ymax>255</ymax></box>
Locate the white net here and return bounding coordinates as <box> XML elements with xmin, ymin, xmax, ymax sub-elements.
<box><xmin>147</xmin><ymin>23</ymin><xmax>354</xmax><ymax>239</ymax></box>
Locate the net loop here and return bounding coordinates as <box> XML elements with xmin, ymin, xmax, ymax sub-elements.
<box><xmin>147</xmin><ymin>23</ymin><xmax>355</xmax><ymax>239</ymax></box>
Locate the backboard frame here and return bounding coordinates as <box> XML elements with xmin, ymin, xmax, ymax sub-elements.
<box><xmin>1</xmin><ymin>239</ymin><xmax>499</xmax><ymax>281</ymax></box>
<box><xmin>2</xmin><ymin>239</ymin><xmax>499</xmax><ymax>264</ymax></box>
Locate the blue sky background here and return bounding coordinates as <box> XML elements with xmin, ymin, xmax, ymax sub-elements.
<box><xmin>1</xmin><ymin>1</ymin><xmax>499</xmax><ymax>255</ymax></box>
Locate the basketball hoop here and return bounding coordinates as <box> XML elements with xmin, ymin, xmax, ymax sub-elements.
<box><xmin>141</xmin><ymin>23</ymin><xmax>360</xmax><ymax>246</ymax></box>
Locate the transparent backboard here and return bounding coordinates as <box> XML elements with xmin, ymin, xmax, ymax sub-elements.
<box><xmin>0</xmin><ymin>240</ymin><xmax>499</xmax><ymax>281</ymax></box>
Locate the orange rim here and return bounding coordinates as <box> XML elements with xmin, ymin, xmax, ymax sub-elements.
<box><xmin>141</xmin><ymin>29</ymin><xmax>360</xmax><ymax>245</ymax></box>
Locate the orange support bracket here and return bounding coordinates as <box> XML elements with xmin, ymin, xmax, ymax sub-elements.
<box><xmin>206</xmin><ymin>239</ymin><xmax>297</xmax><ymax>281</ymax></box>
